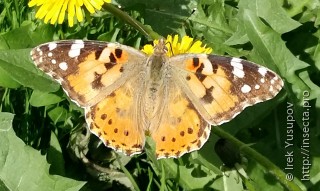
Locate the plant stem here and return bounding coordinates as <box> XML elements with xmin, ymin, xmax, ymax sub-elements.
<box><xmin>211</xmin><ymin>126</ymin><xmax>303</xmax><ymax>191</ymax></box>
<box><xmin>103</xmin><ymin>4</ymin><xmax>161</xmax><ymax>40</ymax></box>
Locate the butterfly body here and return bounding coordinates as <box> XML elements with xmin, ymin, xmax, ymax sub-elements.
<box><xmin>31</xmin><ymin>39</ymin><xmax>283</xmax><ymax>159</ymax></box>
<box><xmin>143</xmin><ymin>48</ymin><xmax>169</xmax><ymax>120</ymax></box>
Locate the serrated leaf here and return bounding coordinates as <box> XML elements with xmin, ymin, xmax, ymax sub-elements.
<box><xmin>223</xmin><ymin>169</ymin><xmax>244</xmax><ymax>191</ymax></box>
<box><xmin>158</xmin><ymin>158</ymin><xmax>220</xmax><ymax>190</ymax></box>
<box><xmin>242</xmin><ymin>9</ymin><xmax>320</xmax><ymax>127</ymax></box>
<box><xmin>239</xmin><ymin>0</ymin><xmax>301</xmax><ymax>34</ymax></box>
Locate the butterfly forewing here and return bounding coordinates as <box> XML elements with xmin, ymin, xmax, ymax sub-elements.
<box><xmin>30</xmin><ymin>40</ymin><xmax>147</xmax><ymax>107</ymax></box>
<box><xmin>169</xmin><ymin>54</ymin><xmax>283</xmax><ymax>125</ymax></box>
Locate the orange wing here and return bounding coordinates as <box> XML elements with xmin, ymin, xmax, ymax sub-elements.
<box><xmin>85</xmin><ymin>78</ymin><xmax>145</xmax><ymax>156</ymax></box>
<box><xmin>149</xmin><ymin>81</ymin><xmax>211</xmax><ymax>159</ymax></box>
<box><xmin>31</xmin><ymin>40</ymin><xmax>147</xmax><ymax>107</ymax></box>
<box><xmin>169</xmin><ymin>54</ymin><xmax>284</xmax><ymax>125</ymax></box>
<box><xmin>31</xmin><ymin>40</ymin><xmax>147</xmax><ymax>156</ymax></box>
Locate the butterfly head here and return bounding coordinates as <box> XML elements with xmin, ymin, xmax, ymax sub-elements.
<box><xmin>153</xmin><ymin>38</ymin><xmax>168</xmax><ymax>56</ymax></box>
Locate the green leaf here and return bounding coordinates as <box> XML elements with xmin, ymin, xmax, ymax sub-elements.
<box><xmin>47</xmin><ymin>106</ymin><xmax>70</xmax><ymax>125</ymax></box>
<box><xmin>47</xmin><ymin>132</ymin><xmax>65</xmax><ymax>176</ymax></box>
<box><xmin>0</xmin><ymin>66</ymin><xmax>20</xmax><ymax>88</ymax></box>
<box><xmin>148</xmin><ymin>157</ymin><xmax>220</xmax><ymax>190</ymax></box>
<box><xmin>29</xmin><ymin>90</ymin><xmax>64</xmax><ymax>107</ymax></box>
<box><xmin>239</xmin><ymin>0</ymin><xmax>301</xmax><ymax>34</ymax></box>
<box><xmin>0</xmin><ymin>49</ymin><xmax>59</xmax><ymax>92</ymax></box>
<box><xmin>0</xmin><ymin>22</ymin><xmax>54</xmax><ymax>50</ymax></box>
<box><xmin>222</xmin><ymin>169</ymin><xmax>244</xmax><ymax>191</ymax></box>
<box><xmin>247</xmin><ymin>161</ymin><xmax>284</xmax><ymax>191</ymax></box>
<box><xmin>0</xmin><ymin>112</ymin><xmax>86</xmax><ymax>191</ymax></box>
<box><xmin>116</xmin><ymin>0</ymin><xmax>195</xmax><ymax>35</ymax></box>
<box><xmin>241</xmin><ymin>9</ymin><xmax>320</xmax><ymax>127</ymax></box>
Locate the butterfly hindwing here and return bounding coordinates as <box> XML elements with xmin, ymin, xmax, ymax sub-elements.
<box><xmin>149</xmin><ymin>79</ymin><xmax>211</xmax><ymax>159</ymax></box>
<box><xmin>169</xmin><ymin>54</ymin><xmax>283</xmax><ymax>125</ymax></box>
<box><xmin>85</xmin><ymin>78</ymin><xmax>145</xmax><ymax>156</ymax></box>
<box><xmin>31</xmin><ymin>40</ymin><xmax>147</xmax><ymax>107</ymax></box>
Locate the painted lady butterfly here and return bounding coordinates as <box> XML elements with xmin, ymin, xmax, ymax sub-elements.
<box><xmin>30</xmin><ymin>39</ymin><xmax>283</xmax><ymax>159</ymax></box>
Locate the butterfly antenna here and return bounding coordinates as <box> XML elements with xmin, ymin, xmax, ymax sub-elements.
<box><xmin>165</xmin><ymin>41</ymin><xmax>174</xmax><ymax>56</ymax></box>
<box><xmin>181</xmin><ymin>8</ymin><xmax>197</xmax><ymax>27</ymax></box>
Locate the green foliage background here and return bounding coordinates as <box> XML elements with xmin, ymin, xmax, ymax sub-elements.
<box><xmin>0</xmin><ymin>0</ymin><xmax>319</xmax><ymax>190</ymax></box>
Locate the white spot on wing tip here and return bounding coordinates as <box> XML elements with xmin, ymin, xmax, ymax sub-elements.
<box><xmin>59</xmin><ymin>62</ymin><xmax>68</xmax><ymax>71</ymax></box>
<box><xmin>232</xmin><ymin>68</ymin><xmax>245</xmax><ymax>78</ymax></box>
<box><xmin>48</xmin><ymin>42</ymin><xmax>57</xmax><ymax>51</ymax></box>
<box><xmin>231</xmin><ymin>58</ymin><xmax>243</xmax><ymax>67</ymax></box>
<box><xmin>74</xmin><ymin>40</ymin><xmax>84</xmax><ymax>44</ymax></box>
<box><xmin>231</xmin><ymin>58</ymin><xmax>244</xmax><ymax>78</ymax></box>
<box><xmin>51</xmin><ymin>59</ymin><xmax>56</xmax><ymax>64</ymax></box>
<box><xmin>68</xmin><ymin>40</ymin><xmax>85</xmax><ymax>58</ymax></box>
<box><xmin>258</xmin><ymin>67</ymin><xmax>267</xmax><ymax>76</ymax></box>
<box><xmin>241</xmin><ymin>84</ymin><xmax>251</xmax><ymax>93</ymax></box>
<box><xmin>255</xmin><ymin>84</ymin><xmax>260</xmax><ymax>89</ymax></box>
<box><xmin>68</xmin><ymin>49</ymin><xmax>80</xmax><ymax>58</ymax></box>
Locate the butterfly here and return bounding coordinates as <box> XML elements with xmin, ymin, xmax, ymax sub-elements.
<box><xmin>30</xmin><ymin>39</ymin><xmax>283</xmax><ymax>159</ymax></box>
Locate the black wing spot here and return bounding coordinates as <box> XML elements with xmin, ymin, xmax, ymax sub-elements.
<box><xmin>109</xmin><ymin>92</ymin><xmax>116</xmax><ymax>97</ymax></box>
<box><xmin>104</xmin><ymin>62</ymin><xmax>116</xmax><ymax>70</ymax></box>
<box><xmin>101</xmin><ymin>114</ymin><xmax>107</xmax><ymax>120</ymax></box>
<box><xmin>195</xmin><ymin>64</ymin><xmax>206</xmax><ymax>82</ymax></box>
<box><xmin>91</xmin><ymin>72</ymin><xmax>103</xmax><ymax>89</ymax></box>
<box><xmin>109</xmin><ymin>53</ymin><xmax>117</xmax><ymax>63</ymax></box>
<box><xmin>95</xmin><ymin>49</ymin><xmax>103</xmax><ymax>59</ymax></box>
<box><xmin>193</xmin><ymin>57</ymin><xmax>200</xmax><ymax>67</ymax></box>
<box><xmin>201</xmin><ymin>86</ymin><xmax>214</xmax><ymax>103</ymax></box>
<box><xmin>115</xmin><ymin>48</ymin><xmax>123</xmax><ymax>58</ymax></box>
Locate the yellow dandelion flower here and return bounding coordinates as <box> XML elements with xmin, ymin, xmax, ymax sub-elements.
<box><xmin>28</xmin><ymin>0</ymin><xmax>111</xmax><ymax>27</ymax></box>
<box><xmin>142</xmin><ymin>35</ymin><xmax>212</xmax><ymax>57</ymax></box>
